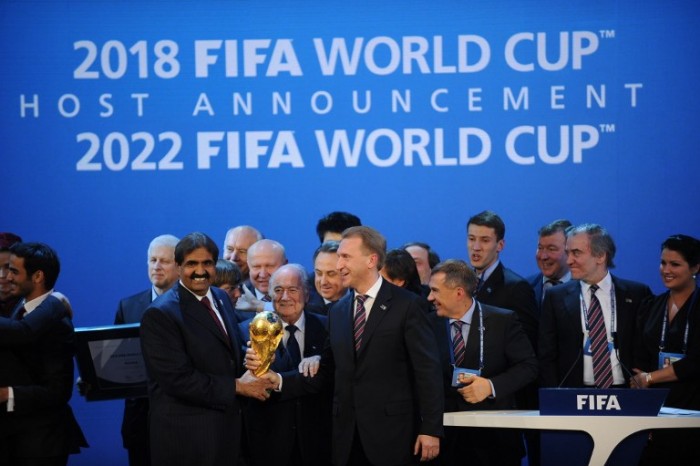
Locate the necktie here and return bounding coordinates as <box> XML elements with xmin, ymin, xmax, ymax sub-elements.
<box><xmin>545</xmin><ymin>279</ymin><xmax>561</xmax><ymax>288</ymax></box>
<box><xmin>261</xmin><ymin>294</ymin><xmax>272</xmax><ymax>302</ymax></box>
<box><xmin>542</xmin><ymin>279</ymin><xmax>561</xmax><ymax>303</ymax></box>
<box><xmin>15</xmin><ymin>306</ymin><xmax>27</xmax><ymax>320</ymax></box>
<box><xmin>353</xmin><ymin>295</ymin><xmax>368</xmax><ymax>352</ymax></box>
<box><xmin>201</xmin><ymin>296</ymin><xmax>229</xmax><ymax>339</ymax></box>
<box><xmin>588</xmin><ymin>285</ymin><xmax>613</xmax><ymax>388</ymax></box>
<box><xmin>475</xmin><ymin>272</ymin><xmax>484</xmax><ymax>294</ymax></box>
<box><xmin>286</xmin><ymin>325</ymin><xmax>302</xmax><ymax>367</ymax></box>
<box><xmin>452</xmin><ymin>320</ymin><xmax>466</xmax><ymax>366</ymax></box>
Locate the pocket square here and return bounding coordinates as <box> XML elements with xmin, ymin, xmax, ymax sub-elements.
<box><xmin>625</xmin><ymin>298</ymin><xmax>633</xmax><ymax>303</ymax></box>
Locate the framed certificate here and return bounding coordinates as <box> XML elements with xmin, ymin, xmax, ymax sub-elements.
<box><xmin>74</xmin><ymin>323</ymin><xmax>148</xmax><ymax>401</ymax></box>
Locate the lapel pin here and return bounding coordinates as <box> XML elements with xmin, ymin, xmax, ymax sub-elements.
<box><xmin>380</xmin><ymin>304</ymin><xmax>387</xmax><ymax>311</ymax></box>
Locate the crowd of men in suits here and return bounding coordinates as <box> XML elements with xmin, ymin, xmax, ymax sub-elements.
<box><xmin>0</xmin><ymin>209</ymin><xmax>662</xmax><ymax>466</ymax></box>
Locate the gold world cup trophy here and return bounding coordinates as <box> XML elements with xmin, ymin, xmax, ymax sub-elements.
<box><xmin>249</xmin><ymin>311</ymin><xmax>284</xmax><ymax>376</ymax></box>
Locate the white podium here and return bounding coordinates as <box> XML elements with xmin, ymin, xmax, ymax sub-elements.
<box><xmin>443</xmin><ymin>410</ymin><xmax>700</xmax><ymax>466</ymax></box>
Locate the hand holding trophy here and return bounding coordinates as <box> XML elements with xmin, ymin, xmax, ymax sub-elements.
<box><xmin>249</xmin><ymin>311</ymin><xmax>284</xmax><ymax>376</ymax></box>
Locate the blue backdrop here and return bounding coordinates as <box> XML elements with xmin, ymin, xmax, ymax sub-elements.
<box><xmin>2</xmin><ymin>1</ymin><xmax>699</xmax><ymax>464</ymax></box>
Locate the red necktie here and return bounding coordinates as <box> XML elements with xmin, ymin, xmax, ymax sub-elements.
<box><xmin>201</xmin><ymin>296</ymin><xmax>229</xmax><ymax>339</ymax></box>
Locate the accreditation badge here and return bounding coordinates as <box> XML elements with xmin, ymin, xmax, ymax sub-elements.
<box><xmin>452</xmin><ymin>367</ymin><xmax>480</xmax><ymax>387</ymax></box>
<box><xmin>658</xmin><ymin>351</ymin><xmax>684</xmax><ymax>369</ymax></box>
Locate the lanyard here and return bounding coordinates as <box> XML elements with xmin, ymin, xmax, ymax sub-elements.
<box><xmin>448</xmin><ymin>302</ymin><xmax>485</xmax><ymax>370</ymax></box>
<box><xmin>659</xmin><ymin>287</ymin><xmax>697</xmax><ymax>354</ymax></box>
<box><xmin>580</xmin><ymin>281</ymin><xmax>616</xmax><ymax>335</ymax></box>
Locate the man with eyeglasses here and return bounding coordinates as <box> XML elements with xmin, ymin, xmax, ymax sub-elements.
<box><xmin>239</xmin><ymin>263</ymin><xmax>331</xmax><ymax>466</ymax></box>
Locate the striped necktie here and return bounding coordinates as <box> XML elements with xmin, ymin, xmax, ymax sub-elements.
<box><xmin>452</xmin><ymin>320</ymin><xmax>466</xmax><ymax>366</ymax></box>
<box><xmin>588</xmin><ymin>285</ymin><xmax>613</xmax><ymax>388</ymax></box>
<box><xmin>353</xmin><ymin>295</ymin><xmax>368</xmax><ymax>352</ymax></box>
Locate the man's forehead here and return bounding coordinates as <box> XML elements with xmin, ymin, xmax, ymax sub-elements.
<box><xmin>183</xmin><ymin>248</ymin><xmax>215</xmax><ymax>261</ymax></box>
<box><xmin>468</xmin><ymin>224</ymin><xmax>497</xmax><ymax>237</ymax></box>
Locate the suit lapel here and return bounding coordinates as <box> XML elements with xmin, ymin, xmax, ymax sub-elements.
<box><xmin>478</xmin><ymin>263</ymin><xmax>504</xmax><ymax>299</ymax></box>
<box><xmin>303</xmin><ymin>312</ymin><xmax>325</xmax><ymax>356</ymax></box>
<box><xmin>463</xmin><ymin>303</ymin><xmax>486</xmax><ymax>369</ymax></box>
<box><xmin>564</xmin><ymin>281</ymin><xmax>584</xmax><ymax>335</ymax></box>
<box><xmin>180</xmin><ymin>286</ymin><xmax>234</xmax><ymax>352</ymax></box>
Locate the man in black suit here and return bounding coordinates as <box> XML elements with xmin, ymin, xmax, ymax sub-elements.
<box><xmin>113</xmin><ymin>234</ymin><xmax>179</xmax><ymax>466</ymax></box>
<box><xmin>261</xmin><ymin>226</ymin><xmax>444</xmax><ymax>465</ymax></box>
<box><xmin>527</xmin><ymin>219</ymin><xmax>573</xmax><ymax>307</ymax></box>
<box><xmin>539</xmin><ymin>223</ymin><xmax>652</xmax><ymax>388</ymax></box>
<box><xmin>240</xmin><ymin>264</ymin><xmax>331</xmax><ymax>466</ymax></box>
<box><xmin>466</xmin><ymin>210</ymin><xmax>540</xmax><ymax>465</ymax></box>
<box><xmin>0</xmin><ymin>242</ymin><xmax>88</xmax><ymax>466</ymax></box>
<box><xmin>306</xmin><ymin>241</ymin><xmax>348</xmax><ymax>315</ymax></box>
<box><xmin>427</xmin><ymin>259</ymin><xmax>538</xmax><ymax>465</ymax></box>
<box><xmin>140</xmin><ymin>232</ymin><xmax>275</xmax><ymax>466</ymax></box>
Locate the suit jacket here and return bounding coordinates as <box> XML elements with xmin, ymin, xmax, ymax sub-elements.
<box><xmin>527</xmin><ymin>272</ymin><xmax>545</xmax><ymax>308</ymax></box>
<box><xmin>0</xmin><ymin>296</ymin><xmax>88</xmax><ymax>459</ymax></box>
<box><xmin>476</xmin><ymin>263</ymin><xmax>539</xmax><ymax>347</ymax></box>
<box><xmin>429</xmin><ymin>303</ymin><xmax>538</xmax><ymax>462</ymax></box>
<box><xmin>539</xmin><ymin>276</ymin><xmax>652</xmax><ymax>388</ymax></box>
<box><xmin>305</xmin><ymin>288</ymin><xmax>328</xmax><ymax>315</ymax></box>
<box><xmin>306</xmin><ymin>289</ymin><xmax>349</xmax><ymax>316</ymax></box>
<box><xmin>283</xmin><ymin>280</ymin><xmax>444</xmax><ymax>466</ymax></box>
<box><xmin>240</xmin><ymin>311</ymin><xmax>332</xmax><ymax>466</ymax></box>
<box><xmin>115</xmin><ymin>289</ymin><xmax>152</xmax><ymax>325</ymax></box>
<box><xmin>114</xmin><ymin>289</ymin><xmax>152</xmax><ymax>452</ymax></box>
<box><xmin>140</xmin><ymin>283</ymin><xmax>245</xmax><ymax>466</ymax></box>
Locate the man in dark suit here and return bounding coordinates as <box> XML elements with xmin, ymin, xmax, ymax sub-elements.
<box><xmin>527</xmin><ymin>219</ymin><xmax>573</xmax><ymax>307</ymax></box>
<box><xmin>240</xmin><ymin>264</ymin><xmax>331</xmax><ymax>466</ymax></box>
<box><xmin>113</xmin><ymin>234</ymin><xmax>179</xmax><ymax>466</ymax></box>
<box><xmin>427</xmin><ymin>259</ymin><xmax>538</xmax><ymax>465</ymax></box>
<box><xmin>0</xmin><ymin>242</ymin><xmax>88</xmax><ymax>466</ymax></box>
<box><xmin>466</xmin><ymin>210</ymin><xmax>540</xmax><ymax>465</ymax></box>
<box><xmin>139</xmin><ymin>232</ymin><xmax>275</xmax><ymax>466</ymax></box>
<box><xmin>539</xmin><ymin>223</ymin><xmax>652</xmax><ymax>388</ymax></box>
<box><xmin>262</xmin><ymin>226</ymin><xmax>444</xmax><ymax>465</ymax></box>
<box><xmin>306</xmin><ymin>241</ymin><xmax>348</xmax><ymax>315</ymax></box>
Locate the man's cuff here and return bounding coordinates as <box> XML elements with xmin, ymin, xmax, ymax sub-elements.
<box><xmin>7</xmin><ymin>387</ymin><xmax>15</xmax><ymax>412</ymax></box>
<box><xmin>275</xmin><ymin>372</ymin><xmax>283</xmax><ymax>392</ymax></box>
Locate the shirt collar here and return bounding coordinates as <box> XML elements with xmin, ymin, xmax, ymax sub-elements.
<box><xmin>479</xmin><ymin>259</ymin><xmax>500</xmax><ymax>283</ymax></box>
<box><xmin>179</xmin><ymin>281</ymin><xmax>215</xmax><ymax>305</ymax></box>
<box><xmin>451</xmin><ymin>299</ymin><xmax>476</xmax><ymax>326</ymax></box>
<box><xmin>580</xmin><ymin>271</ymin><xmax>612</xmax><ymax>294</ymax></box>
<box><xmin>355</xmin><ymin>276</ymin><xmax>383</xmax><ymax>301</ymax></box>
<box><xmin>23</xmin><ymin>290</ymin><xmax>53</xmax><ymax>315</ymax></box>
<box><xmin>283</xmin><ymin>311</ymin><xmax>306</xmax><ymax>332</ymax></box>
